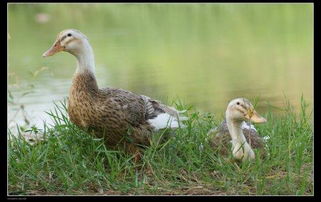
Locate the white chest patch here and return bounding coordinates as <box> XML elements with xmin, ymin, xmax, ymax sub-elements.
<box><xmin>241</xmin><ymin>121</ymin><xmax>257</xmax><ymax>131</ymax></box>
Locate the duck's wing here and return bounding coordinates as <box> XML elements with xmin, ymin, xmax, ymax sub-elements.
<box><xmin>101</xmin><ymin>88</ymin><xmax>187</xmax><ymax>130</ymax></box>
<box><xmin>207</xmin><ymin>120</ymin><xmax>231</xmax><ymax>155</ymax></box>
<box><xmin>241</xmin><ymin>122</ymin><xmax>264</xmax><ymax>149</ymax></box>
<box><xmin>207</xmin><ymin>120</ymin><xmax>228</xmax><ymax>137</ymax></box>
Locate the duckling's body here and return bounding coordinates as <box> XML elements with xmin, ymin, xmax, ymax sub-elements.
<box><xmin>43</xmin><ymin>29</ymin><xmax>186</xmax><ymax>156</ymax></box>
<box><xmin>208</xmin><ymin>120</ymin><xmax>265</xmax><ymax>157</ymax></box>
<box><xmin>207</xmin><ymin>98</ymin><xmax>267</xmax><ymax>161</ymax></box>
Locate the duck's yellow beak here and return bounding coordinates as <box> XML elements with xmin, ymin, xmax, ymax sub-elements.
<box><xmin>42</xmin><ymin>39</ymin><xmax>64</xmax><ymax>57</ymax></box>
<box><xmin>245</xmin><ymin>109</ymin><xmax>267</xmax><ymax>123</ymax></box>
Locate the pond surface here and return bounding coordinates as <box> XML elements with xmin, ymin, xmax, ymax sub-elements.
<box><xmin>8</xmin><ymin>4</ymin><xmax>313</xmax><ymax>129</ymax></box>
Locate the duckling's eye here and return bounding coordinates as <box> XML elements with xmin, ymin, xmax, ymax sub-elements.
<box><xmin>67</xmin><ymin>33</ymin><xmax>72</xmax><ymax>37</ymax></box>
<box><xmin>236</xmin><ymin>102</ymin><xmax>240</xmax><ymax>105</ymax></box>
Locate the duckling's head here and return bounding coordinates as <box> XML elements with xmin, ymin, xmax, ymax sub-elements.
<box><xmin>226</xmin><ymin>98</ymin><xmax>267</xmax><ymax>123</ymax></box>
<box><xmin>42</xmin><ymin>29</ymin><xmax>89</xmax><ymax>57</ymax></box>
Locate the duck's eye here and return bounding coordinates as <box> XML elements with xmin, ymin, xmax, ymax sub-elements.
<box><xmin>236</xmin><ymin>102</ymin><xmax>240</xmax><ymax>105</ymax></box>
<box><xmin>67</xmin><ymin>33</ymin><xmax>72</xmax><ymax>37</ymax></box>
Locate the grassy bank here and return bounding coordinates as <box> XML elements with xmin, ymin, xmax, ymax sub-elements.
<box><xmin>8</xmin><ymin>98</ymin><xmax>313</xmax><ymax>195</ymax></box>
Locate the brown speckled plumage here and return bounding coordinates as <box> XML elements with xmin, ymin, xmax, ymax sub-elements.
<box><xmin>67</xmin><ymin>69</ymin><xmax>179</xmax><ymax>156</ymax></box>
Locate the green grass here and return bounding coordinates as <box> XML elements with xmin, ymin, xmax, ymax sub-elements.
<box><xmin>8</xmin><ymin>98</ymin><xmax>313</xmax><ymax>195</ymax></box>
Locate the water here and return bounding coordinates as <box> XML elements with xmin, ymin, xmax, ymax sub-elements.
<box><xmin>8</xmin><ymin>4</ymin><xmax>313</xmax><ymax>130</ymax></box>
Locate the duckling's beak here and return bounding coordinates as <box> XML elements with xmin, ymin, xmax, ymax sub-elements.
<box><xmin>245</xmin><ymin>110</ymin><xmax>267</xmax><ymax>123</ymax></box>
<box><xmin>42</xmin><ymin>39</ymin><xmax>64</xmax><ymax>57</ymax></box>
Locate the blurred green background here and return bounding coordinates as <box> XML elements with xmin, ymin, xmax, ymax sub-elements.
<box><xmin>8</xmin><ymin>3</ymin><xmax>313</xmax><ymax>128</ymax></box>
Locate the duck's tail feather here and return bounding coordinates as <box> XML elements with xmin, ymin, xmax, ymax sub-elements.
<box><xmin>147</xmin><ymin>111</ymin><xmax>188</xmax><ymax>130</ymax></box>
<box><xmin>141</xmin><ymin>95</ymin><xmax>188</xmax><ymax>130</ymax></box>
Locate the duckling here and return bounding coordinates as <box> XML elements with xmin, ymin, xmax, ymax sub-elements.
<box><xmin>207</xmin><ymin>98</ymin><xmax>267</xmax><ymax>161</ymax></box>
<box><xmin>42</xmin><ymin>29</ymin><xmax>186</xmax><ymax>159</ymax></box>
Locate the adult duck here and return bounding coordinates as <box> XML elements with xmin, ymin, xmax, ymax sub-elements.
<box><xmin>207</xmin><ymin>98</ymin><xmax>267</xmax><ymax>161</ymax></box>
<box><xmin>43</xmin><ymin>29</ymin><xmax>186</xmax><ymax>159</ymax></box>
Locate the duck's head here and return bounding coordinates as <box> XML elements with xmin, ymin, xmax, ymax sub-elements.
<box><xmin>42</xmin><ymin>29</ymin><xmax>89</xmax><ymax>57</ymax></box>
<box><xmin>226</xmin><ymin>98</ymin><xmax>267</xmax><ymax>123</ymax></box>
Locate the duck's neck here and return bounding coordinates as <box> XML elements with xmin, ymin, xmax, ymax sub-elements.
<box><xmin>70</xmin><ymin>40</ymin><xmax>99</xmax><ymax>93</ymax></box>
<box><xmin>73</xmin><ymin>40</ymin><xmax>95</xmax><ymax>74</ymax></box>
<box><xmin>226</xmin><ymin>119</ymin><xmax>247</xmax><ymax>144</ymax></box>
